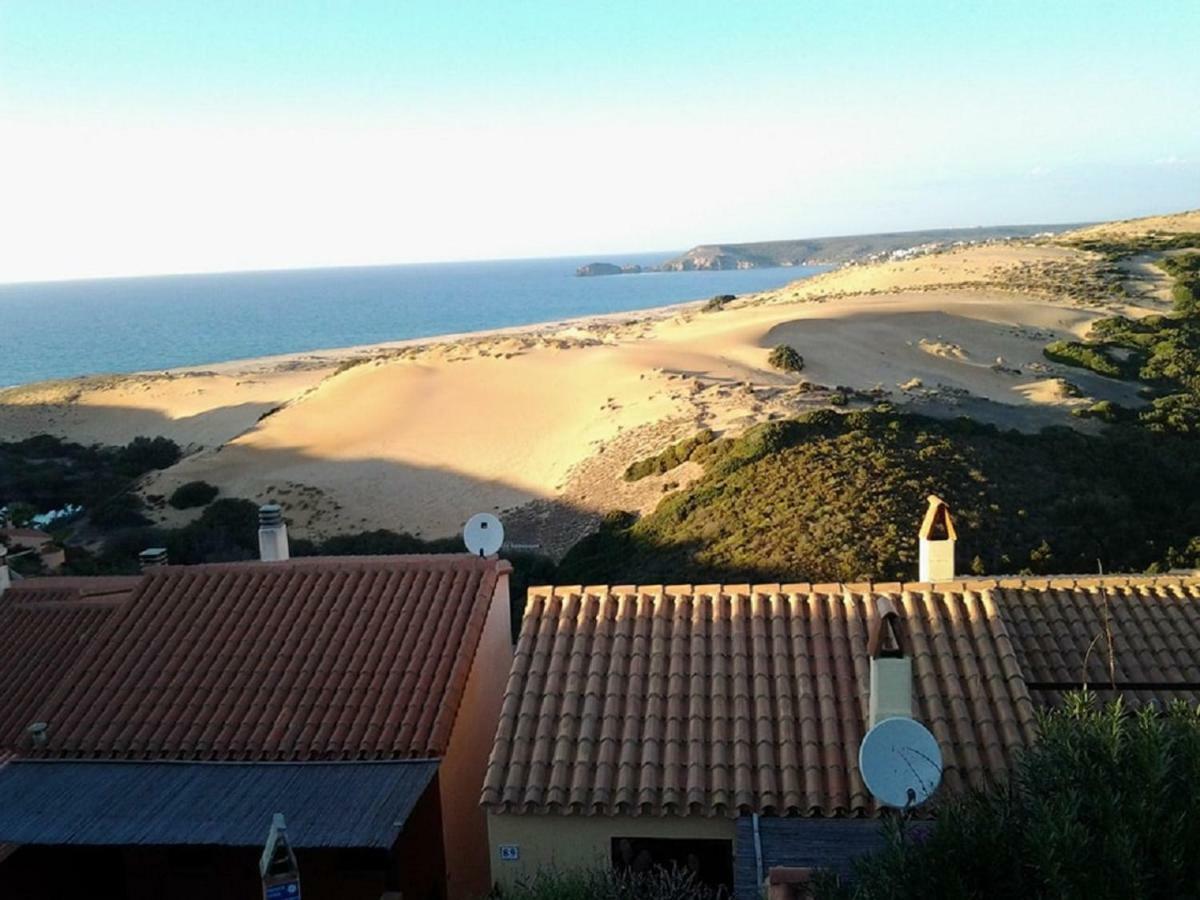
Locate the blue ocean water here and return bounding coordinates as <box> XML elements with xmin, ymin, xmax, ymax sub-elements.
<box><xmin>0</xmin><ymin>253</ymin><xmax>826</xmax><ymax>386</ymax></box>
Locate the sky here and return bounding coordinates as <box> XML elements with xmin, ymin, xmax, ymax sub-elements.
<box><xmin>1</xmin><ymin>1</ymin><xmax>1198</xmax><ymax>283</ymax></box>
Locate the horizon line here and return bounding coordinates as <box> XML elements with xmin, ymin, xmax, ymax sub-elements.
<box><xmin>0</xmin><ymin>216</ymin><xmax>1100</xmax><ymax>288</ymax></box>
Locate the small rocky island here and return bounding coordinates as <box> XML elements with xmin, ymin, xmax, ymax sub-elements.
<box><xmin>575</xmin><ymin>262</ymin><xmax>647</xmax><ymax>277</ymax></box>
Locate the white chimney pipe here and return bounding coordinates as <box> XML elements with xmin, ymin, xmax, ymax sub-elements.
<box><xmin>258</xmin><ymin>504</ymin><xmax>290</xmax><ymax>562</ymax></box>
<box><xmin>0</xmin><ymin>545</ymin><xmax>10</xmax><ymax>596</ymax></box>
<box><xmin>868</xmin><ymin>597</ymin><xmax>912</xmax><ymax>728</ymax></box>
<box><xmin>918</xmin><ymin>495</ymin><xmax>956</xmax><ymax>583</ymax></box>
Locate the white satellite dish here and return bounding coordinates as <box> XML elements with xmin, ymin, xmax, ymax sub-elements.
<box><xmin>463</xmin><ymin>513</ymin><xmax>504</xmax><ymax>557</ymax></box>
<box><xmin>859</xmin><ymin>716</ymin><xmax>943</xmax><ymax>809</ymax></box>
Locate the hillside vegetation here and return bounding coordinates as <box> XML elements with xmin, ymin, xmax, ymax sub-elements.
<box><xmin>558</xmin><ymin>409</ymin><xmax>1200</xmax><ymax>585</ymax></box>
<box><xmin>1044</xmin><ymin>244</ymin><xmax>1200</xmax><ymax>434</ymax></box>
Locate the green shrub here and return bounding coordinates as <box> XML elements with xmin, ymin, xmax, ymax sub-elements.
<box><xmin>768</xmin><ymin>344</ymin><xmax>805</xmax><ymax>373</ymax></box>
<box><xmin>0</xmin><ymin>434</ymin><xmax>181</xmax><ymax>520</ymax></box>
<box><xmin>89</xmin><ymin>492</ymin><xmax>151</xmax><ymax>529</ymax></box>
<box><xmin>1172</xmin><ymin>280</ymin><xmax>1199</xmax><ymax>316</ymax></box>
<box><xmin>817</xmin><ymin>696</ymin><xmax>1200</xmax><ymax>900</ymax></box>
<box><xmin>702</xmin><ymin>294</ymin><xmax>736</xmax><ymax>312</ymax></box>
<box><xmin>623</xmin><ymin>430</ymin><xmax>716</xmax><ymax>481</ymax></box>
<box><xmin>1072</xmin><ymin>399</ymin><xmax>1129</xmax><ymax>423</ymax></box>
<box><xmin>115</xmin><ymin>436</ymin><xmax>181</xmax><ymax>476</ymax></box>
<box><xmin>168</xmin><ymin>480</ymin><xmax>220</xmax><ymax>509</ymax></box>
<box><xmin>1042</xmin><ymin>340</ymin><xmax>1127</xmax><ymax>378</ymax></box>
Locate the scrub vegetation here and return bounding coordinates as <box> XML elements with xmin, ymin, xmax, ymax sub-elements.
<box><xmin>558</xmin><ymin>408</ymin><xmax>1200</xmax><ymax>585</ymax></box>
<box><xmin>816</xmin><ymin>695</ymin><xmax>1200</xmax><ymax>900</ymax></box>
<box><xmin>0</xmin><ymin>434</ymin><xmax>180</xmax><ymax>529</ymax></box>
<box><xmin>768</xmin><ymin>343</ymin><xmax>805</xmax><ymax>373</ymax></box>
<box><xmin>168</xmin><ymin>480</ymin><xmax>220</xmax><ymax>509</ymax></box>
<box><xmin>623</xmin><ymin>429</ymin><xmax>717</xmax><ymax>481</ymax></box>
<box><xmin>1044</xmin><ymin>250</ymin><xmax>1200</xmax><ymax>434</ymax></box>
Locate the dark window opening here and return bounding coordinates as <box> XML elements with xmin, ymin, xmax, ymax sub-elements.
<box><xmin>335</xmin><ymin>846</ymin><xmax>390</xmax><ymax>875</ymax></box>
<box><xmin>611</xmin><ymin>836</ymin><xmax>733</xmax><ymax>890</ymax></box>
<box><xmin>166</xmin><ymin>846</ymin><xmax>216</xmax><ymax>870</ymax></box>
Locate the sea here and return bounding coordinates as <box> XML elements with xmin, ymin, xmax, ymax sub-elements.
<box><xmin>0</xmin><ymin>253</ymin><xmax>828</xmax><ymax>387</ymax></box>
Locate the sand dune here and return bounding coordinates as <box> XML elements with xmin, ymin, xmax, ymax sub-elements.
<box><xmin>3</xmin><ymin>211</ymin><xmax>1195</xmax><ymax>549</ymax></box>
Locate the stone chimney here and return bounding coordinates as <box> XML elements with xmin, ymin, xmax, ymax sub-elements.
<box><xmin>918</xmin><ymin>494</ymin><xmax>956</xmax><ymax>583</ymax></box>
<box><xmin>0</xmin><ymin>545</ymin><xmax>10</xmax><ymax>596</ymax></box>
<box><xmin>139</xmin><ymin>547</ymin><xmax>168</xmax><ymax>571</ymax></box>
<box><xmin>868</xmin><ymin>596</ymin><xmax>912</xmax><ymax>728</ymax></box>
<box><xmin>258</xmin><ymin>504</ymin><xmax>290</xmax><ymax>562</ymax></box>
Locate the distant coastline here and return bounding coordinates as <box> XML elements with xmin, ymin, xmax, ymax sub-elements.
<box><xmin>0</xmin><ymin>254</ymin><xmax>822</xmax><ymax>387</ymax></box>
<box><xmin>575</xmin><ymin>222</ymin><xmax>1089</xmax><ymax>276</ymax></box>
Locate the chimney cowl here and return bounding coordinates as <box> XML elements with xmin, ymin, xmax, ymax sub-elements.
<box><xmin>258</xmin><ymin>504</ymin><xmax>290</xmax><ymax>562</ymax></box>
<box><xmin>27</xmin><ymin>721</ymin><xmax>48</xmax><ymax>747</ymax></box>
<box><xmin>868</xmin><ymin>597</ymin><xmax>913</xmax><ymax>728</ymax></box>
<box><xmin>918</xmin><ymin>495</ymin><xmax>956</xmax><ymax>582</ymax></box>
<box><xmin>139</xmin><ymin>547</ymin><xmax>169</xmax><ymax>570</ymax></box>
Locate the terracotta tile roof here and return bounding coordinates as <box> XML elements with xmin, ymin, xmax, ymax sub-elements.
<box><xmin>482</xmin><ymin>583</ymin><xmax>1036</xmax><ymax>818</ymax></box>
<box><xmin>27</xmin><ymin>555</ymin><xmax>509</xmax><ymax>761</ymax></box>
<box><xmin>992</xmin><ymin>574</ymin><xmax>1200</xmax><ymax>707</ymax></box>
<box><xmin>0</xmin><ymin>579</ymin><xmax>137</xmax><ymax>752</ymax></box>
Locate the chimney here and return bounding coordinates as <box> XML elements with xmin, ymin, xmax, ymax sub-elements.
<box><xmin>0</xmin><ymin>545</ymin><xmax>10</xmax><ymax>596</ymax></box>
<box><xmin>918</xmin><ymin>494</ymin><xmax>956</xmax><ymax>583</ymax></box>
<box><xmin>139</xmin><ymin>547</ymin><xmax>168</xmax><ymax>570</ymax></box>
<box><xmin>868</xmin><ymin>597</ymin><xmax>912</xmax><ymax>728</ymax></box>
<box><xmin>27</xmin><ymin>722</ymin><xmax>48</xmax><ymax>748</ymax></box>
<box><xmin>258</xmin><ymin>504</ymin><xmax>289</xmax><ymax>562</ymax></box>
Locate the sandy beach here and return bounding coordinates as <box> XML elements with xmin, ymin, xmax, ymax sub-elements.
<box><xmin>3</xmin><ymin>211</ymin><xmax>1196</xmax><ymax>553</ymax></box>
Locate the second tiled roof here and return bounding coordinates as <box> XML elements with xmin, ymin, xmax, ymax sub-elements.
<box><xmin>483</xmin><ymin>583</ymin><xmax>1036</xmax><ymax>817</ymax></box>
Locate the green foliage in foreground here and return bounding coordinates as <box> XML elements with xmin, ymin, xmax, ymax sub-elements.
<box><xmin>500</xmin><ymin>865</ymin><xmax>727</xmax><ymax>900</ymax></box>
<box><xmin>768</xmin><ymin>343</ymin><xmax>805</xmax><ymax>373</ymax></box>
<box><xmin>168</xmin><ymin>480</ymin><xmax>220</xmax><ymax>509</ymax></box>
<box><xmin>623</xmin><ymin>430</ymin><xmax>716</xmax><ymax>481</ymax></box>
<box><xmin>815</xmin><ymin>696</ymin><xmax>1200</xmax><ymax>900</ymax></box>
<box><xmin>559</xmin><ymin>409</ymin><xmax>1200</xmax><ymax>585</ymax></box>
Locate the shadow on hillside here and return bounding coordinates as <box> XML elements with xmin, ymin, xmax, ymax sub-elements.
<box><xmin>0</xmin><ymin>397</ymin><xmax>615</xmax><ymax>568</ymax></box>
<box><xmin>0</xmin><ymin>397</ymin><xmax>290</xmax><ymax>450</ymax></box>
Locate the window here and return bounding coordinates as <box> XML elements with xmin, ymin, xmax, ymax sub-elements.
<box><xmin>611</xmin><ymin>836</ymin><xmax>733</xmax><ymax>889</ymax></box>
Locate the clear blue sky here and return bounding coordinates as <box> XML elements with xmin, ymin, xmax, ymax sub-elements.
<box><xmin>1</xmin><ymin>1</ymin><xmax>1197</xmax><ymax>280</ymax></box>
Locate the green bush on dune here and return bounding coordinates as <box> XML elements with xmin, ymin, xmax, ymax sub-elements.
<box><xmin>623</xmin><ymin>430</ymin><xmax>717</xmax><ymax>481</ymax></box>
<box><xmin>168</xmin><ymin>480</ymin><xmax>220</xmax><ymax>509</ymax></box>
<box><xmin>1042</xmin><ymin>340</ymin><xmax>1130</xmax><ymax>379</ymax></box>
<box><xmin>768</xmin><ymin>343</ymin><xmax>805</xmax><ymax>373</ymax></box>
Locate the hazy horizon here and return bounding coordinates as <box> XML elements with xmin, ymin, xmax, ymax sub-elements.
<box><xmin>2</xmin><ymin>1</ymin><xmax>1198</xmax><ymax>283</ymax></box>
<box><xmin>0</xmin><ymin>217</ymin><xmax>1096</xmax><ymax>288</ymax></box>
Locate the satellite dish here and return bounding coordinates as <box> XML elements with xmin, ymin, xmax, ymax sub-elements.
<box><xmin>859</xmin><ymin>716</ymin><xmax>943</xmax><ymax>809</ymax></box>
<box><xmin>463</xmin><ymin>513</ymin><xmax>504</xmax><ymax>557</ymax></box>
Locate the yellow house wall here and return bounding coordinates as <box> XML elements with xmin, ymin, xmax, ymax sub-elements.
<box><xmin>439</xmin><ymin>572</ymin><xmax>514</xmax><ymax>900</ymax></box>
<box><xmin>487</xmin><ymin>812</ymin><xmax>736</xmax><ymax>891</ymax></box>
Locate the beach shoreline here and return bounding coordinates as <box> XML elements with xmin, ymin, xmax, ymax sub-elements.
<box><xmin>3</xmin><ymin>211</ymin><xmax>1196</xmax><ymax>548</ymax></box>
